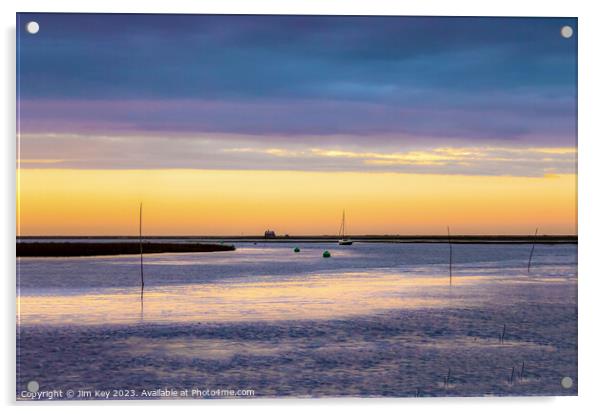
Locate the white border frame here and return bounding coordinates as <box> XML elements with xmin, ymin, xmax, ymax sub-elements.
<box><xmin>3</xmin><ymin>1</ymin><xmax>601</xmax><ymax>412</ymax></box>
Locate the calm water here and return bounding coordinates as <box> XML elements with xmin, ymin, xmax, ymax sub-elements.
<box><xmin>17</xmin><ymin>242</ymin><xmax>577</xmax><ymax>398</ymax></box>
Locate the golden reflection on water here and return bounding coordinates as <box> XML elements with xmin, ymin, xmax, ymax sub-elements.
<box><xmin>17</xmin><ymin>272</ymin><xmax>483</xmax><ymax>326</ymax></box>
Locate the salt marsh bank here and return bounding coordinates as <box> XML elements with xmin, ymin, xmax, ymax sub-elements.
<box><xmin>17</xmin><ymin>242</ymin><xmax>577</xmax><ymax>399</ymax></box>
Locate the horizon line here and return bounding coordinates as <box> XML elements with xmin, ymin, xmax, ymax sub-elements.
<box><xmin>17</xmin><ymin>234</ymin><xmax>578</xmax><ymax>239</ymax></box>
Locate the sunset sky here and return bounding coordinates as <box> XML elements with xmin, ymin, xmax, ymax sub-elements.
<box><xmin>17</xmin><ymin>14</ymin><xmax>577</xmax><ymax>235</ymax></box>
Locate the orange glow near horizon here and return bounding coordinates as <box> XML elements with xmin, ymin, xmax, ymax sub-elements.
<box><xmin>17</xmin><ymin>169</ymin><xmax>577</xmax><ymax>236</ymax></box>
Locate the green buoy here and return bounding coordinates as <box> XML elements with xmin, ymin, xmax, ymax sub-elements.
<box><xmin>294</xmin><ymin>247</ymin><xmax>300</xmax><ymax>253</ymax></box>
<box><xmin>322</xmin><ymin>250</ymin><xmax>331</xmax><ymax>258</ymax></box>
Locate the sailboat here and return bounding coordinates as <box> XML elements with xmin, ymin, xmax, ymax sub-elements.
<box><xmin>338</xmin><ymin>210</ymin><xmax>353</xmax><ymax>245</ymax></box>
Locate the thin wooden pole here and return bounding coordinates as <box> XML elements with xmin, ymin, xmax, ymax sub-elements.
<box><xmin>527</xmin><ymin>227</ymin><xmax>538</xmax><ymax>273</ymax></box>
<box><xmin>444</xmin><ymin>368</ymin><xmax>451</xmax><ymax>389</ymax></box>
<box><xmin>520</xmin><ymin>361</ymin><xmax>525</xmax><ymax>382</ymax></box>
<box><xmin>139</xmin><ymin>203</ymin><xmax>144</xmax><ymax>289</ymax></box>
<box><xmin>447</xmin><ymin>226</ymin><xmax>452</xmax><ymax>285</ymax></box>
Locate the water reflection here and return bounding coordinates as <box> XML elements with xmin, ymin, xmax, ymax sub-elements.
<box><xmin>18</xmin><ymin>272</ymin><xmax>486</xmax><ymax>326</ymax></box>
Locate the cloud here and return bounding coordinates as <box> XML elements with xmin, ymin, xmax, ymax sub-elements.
<box><xmin>16</xmin><ymin>14</ymin><xmax>577</xmax><ymax>173</ymax></box>
<box><xmin>18</xmin><ymin>133</ymin><xmax>576</xmax><ymax>177</ymax></box>
<box><xmin>17</xmin><ymin>14</ymin><xmax>576</xmax><ymax>146</ymax></box>
<box><xmin>18</xmin><ymin>15</ymin><xmax>577</xmax><ymax>100</ymax></box>
<box><xmin>19</xmin><ymin>96</ymin><xmax>576</xmax><ymax>147</ymax></box>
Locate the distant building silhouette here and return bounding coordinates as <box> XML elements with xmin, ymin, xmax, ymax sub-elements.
<box><xmin>264</xmin><ymin>230</ymin><xmax>276</xmax><ymax>238</ymax></box>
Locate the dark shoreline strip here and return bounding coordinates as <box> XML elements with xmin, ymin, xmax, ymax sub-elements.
<box><xmin>17</xmin><ymin>242</ymin><xmax>235</xmax><ymax>257</ymax></box>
